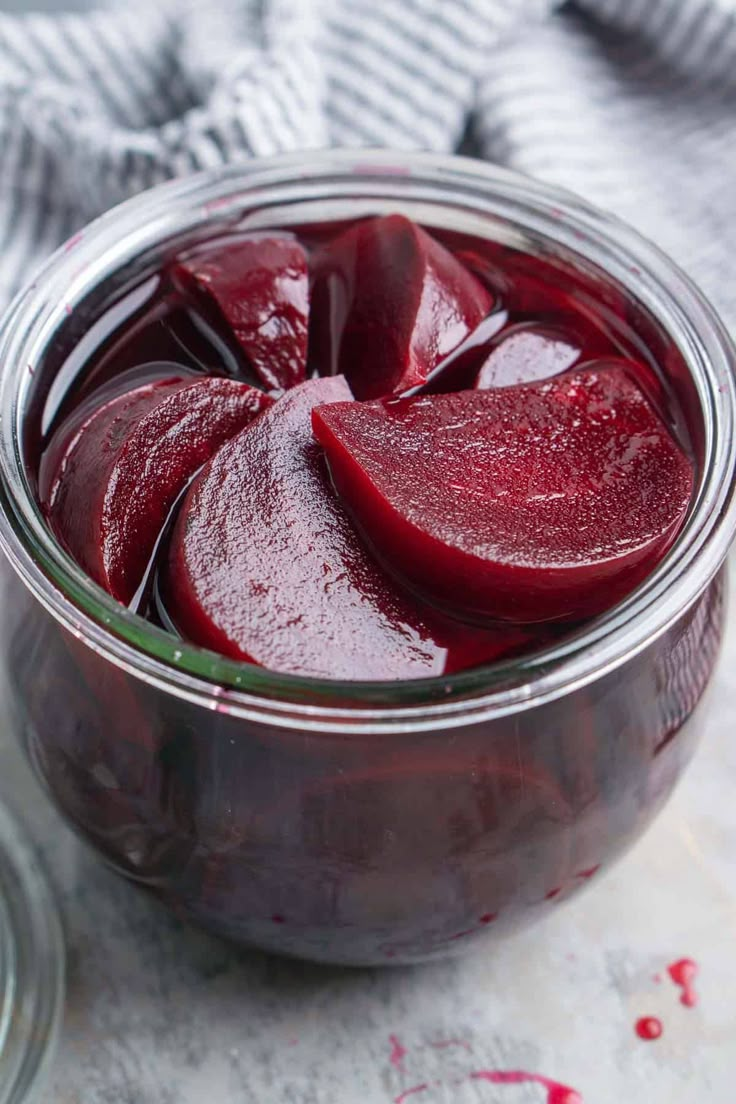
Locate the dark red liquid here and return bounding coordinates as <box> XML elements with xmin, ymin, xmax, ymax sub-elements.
<box><xmin>29</xmin><ymin>217</ymin><xmax>694</xmax><ymax>681</ymax></box>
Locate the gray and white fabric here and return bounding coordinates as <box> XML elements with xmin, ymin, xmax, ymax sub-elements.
<box><xmin>0</xmin><ymin>0</ymin><xmax>734</xmax><ymax>328</ymax></box>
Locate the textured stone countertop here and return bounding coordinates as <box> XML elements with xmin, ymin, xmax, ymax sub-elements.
<box><xmin>1</xmin><ymin>580</ymin><xmax>734</xmax><ymax>1104</ymax></box>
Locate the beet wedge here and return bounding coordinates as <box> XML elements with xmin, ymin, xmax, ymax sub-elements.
<box><xmin>167</xmin><ymin>376</ymin><xmax>532</xmax><ymax>678</ymax></box>
<box><xmin>173</xmin><ymin>233</ymin><xmax>310</xmax><ymax>391</ymax></box>
<box><xmin>309</xmin><ymin>215</ymin><xmax>493</xmax><ymax>399</ymax></box>
<box><xmin>44</xmin><ymin>377</ymin><xmax>272</xmax><ymax>603</ymax></box>
<box><xmin>312</xmin><ymin>364</ymin><xmax>694</xmax><ymax>624</ymax></box>
<box><xmin>475</xmin><ymin>324</ymin><xmax>580</xmax><ymax>389</ymax></box>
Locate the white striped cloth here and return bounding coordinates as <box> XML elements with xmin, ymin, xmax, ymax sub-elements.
<box><xmin>0</xmin><ymin>0</ymin><xmax>735</xmax><ymax>332</ymax></box>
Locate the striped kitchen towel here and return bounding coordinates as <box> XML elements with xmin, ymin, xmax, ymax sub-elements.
<box><xmin>0</xmin><ymin>0</ymin><xmax>734</xmax><ymax>330</ymax></box>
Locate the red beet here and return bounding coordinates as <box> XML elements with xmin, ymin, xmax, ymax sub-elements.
<box><xmin>309</xmin><ymin>215</ymin><xmax>493</xmax><ymax>399</ymax></box>
<box><xmin>38</xmin><ymin>365</ymin><xmax>193</xmax><ymax>507</ymax></box>
<box><xmin>44</xmin><ymin>377</ymin><xmax>272</xmax><ymax>603</ymax></box>
<box><xmin>312</xmin><ymin>364</ymin><xmax>695</xmax><ymax>624</ymax></box>
<box><xmin>458</xmin><ymin>246</ymin><xmax>623</xmax><ymax>364</ymax></box>
<box><xmin>172</xmin><ymin>233</ymin><xmax>310</xmax><ymax>391</ymax></box>
<box><xmin>167</xmin><ymin>376</ymin><xmax>535</xmax><ymax>678</ymax></box>
<box><xmin>475</xmin><ymin>324</ymin><xmax>580</xmax><ymax>389</ymax></box>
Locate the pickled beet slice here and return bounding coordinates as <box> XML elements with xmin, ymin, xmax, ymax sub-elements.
<box><xmin>584</xmin><ymin>356</ymin><xmax>673</xmax><ymax>430</ymax></box>
<box><xmin>458</xmin><ymin>247</ymin><xmax>625</xmax><ymax>361</ymax></box>
<box><xmin>44</xmin><ymin>377</ymin><xmax>272</xmax><ymax>603</ymax></box>
<box><xmin>172</xmin><ymin>233</ymin><xmax>309</xmax><ymax>391</ymax></box>
<box><xmin>309</xmin><ymin>215</ymin><xmax>493</xmax><ymax>399</ymax></box>
<box><xmin>313</xmin><ymin>364</ymin><xmax>694</xmax><ymax>624</ymax></box>
<box><xmin>475</xmin><ymin>324</ymin><xmax>580</xmax><ymax>389</ymax></box>
<box><xmin>167</xmin><ymin>377</ymin><xmax>533</xmax><ymax>678</ymax></box>
<box><xmin>402</xmin><ymin>311</ymin><xmax>509</xmax><ymax>397</ymax></box>
<box><xmin>38</xmin><ymin>363</ymin><xmax>192</xmax><ymax>504</ymax></box>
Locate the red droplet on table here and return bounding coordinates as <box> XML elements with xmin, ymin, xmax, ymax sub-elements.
<box><xmin>668</xmin><ymin>958</ymin><xmax>699</xmax><ymax>1007</ymax></box>
<box><xmin>635</xmin><ymin>1016</ymin><xmax>663</xmax><ymax>1041</ymax></box>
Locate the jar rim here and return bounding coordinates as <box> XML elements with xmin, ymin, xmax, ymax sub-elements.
<box><xmin>0</xmin><ymin>149</ymin><xmax>734</xmax><ymax>732</ymax></box>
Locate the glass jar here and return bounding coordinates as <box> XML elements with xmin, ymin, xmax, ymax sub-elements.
<box><xmin>0</xmin><ymin>152</ymin><xmax>734</xmax><ymax>966</ymax></box>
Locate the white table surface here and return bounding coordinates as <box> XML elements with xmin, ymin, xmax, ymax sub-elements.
<box><xmin>0</xmin><ymin>567</ymin><xmax>733</xmax><ymax>1104</ymax></box>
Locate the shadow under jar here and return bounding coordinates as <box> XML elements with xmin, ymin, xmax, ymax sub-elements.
<box><xmin>0</xmin><ymin>153</ymin><xmax>735</xmax><ymax>966</ymax></box>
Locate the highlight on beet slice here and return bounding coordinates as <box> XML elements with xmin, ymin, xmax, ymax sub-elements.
<box><xmin>309</xmin><ymin>214</ymin><xmax>493</xmax><ymax>399</ymax></box>
<box><xmin>43</xmin><ymin>377</ymin><xmax>272</xmax><ymax>603</ymax></box>
<box><xmin>167</xmin><ymin>376</ymin><xmax>533</xmax><ymax>678</ymax></box>
<box><xmin>172</xmin><ymin>233</ymin><xmax>310</xmax><ymax>391</ymax></box>
<box><xmin>312</xmin><ymin>363</ymin><xmax>695</xmax><ymax>624</ymax></box>
<box><xmin>474</xmin><ymin>323</ymin><xmax>581</xmax><ymax>389</ymax></box>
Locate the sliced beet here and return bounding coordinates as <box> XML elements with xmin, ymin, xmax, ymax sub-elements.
<box><xmin>458</xmin><ymin>247</ymin><xmax>627</xmax><ymax>362</ymax></box>
<box><xmin>44</xmin><ymin>377</ymin><xmax>272</xmax><ymax>603</ymax></box>
<box><xmin>312</xmin><ymin>364</ymin><xmax>695</xmax><ymax>624</ymax></box>
<box><xmin>474</xmin><ymin>324</ymin><xmax>580</xmax><ymax>389</ymax></box>
<box><xmin>172</xmin><ymin>233</ymin><xmax>310</xmax><ymax>391</ymax></box>
<box><xmin>457</xmin><ymin>245</ymin><xmax>629</xmax><ymax>328</ymax></box>
<box><xmin>167</xmin><ymin>376</ymin><xmax>530</xmax><ymax>678</ymax></box>
<box><xmin>402</xmin><ymin>311</ymin><xmax>509</xmax><ymax>397</ymax></box>
<box><xmin>38</xmin><ymin>363</ymin><xmax>193</xmax><ymax>505</ymax></box>
<box><xmin>309</xmin><ymin>215</ymin><xmax>493</xmax><ymax>399</ymax></box>
<box><xmin>583</xmin><ymin>356</ymin><xmax>673</xmax><ymax>430</ymax></box>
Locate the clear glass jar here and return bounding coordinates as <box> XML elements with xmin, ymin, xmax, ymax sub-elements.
<box><xmin>0</xmin><ymin>803</ymin><xmax>64</xmax><ymax>1104</ymax></box>
<box><xmin>0</xmin><ymin>152</ymin><xmax>734</xmax><ymax>966</ymax></box>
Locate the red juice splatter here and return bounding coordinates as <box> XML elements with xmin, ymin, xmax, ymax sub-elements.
<box><xmin>63</xmin><ymin>231</ymin><xmax>85</xmax><ymax>253</ymax></box>
<box><xmin>448</xmin><ymin>913</ymin><xmax>498</xmax><ymax>940</ymax></box>
<box><xmin>430</xmin><ymin>1038</ymin><xmax>471</xmax><ymax>1052</ymax></box>
<box><xmin>470</xmin><ymin>1070</ymin><xmax>583</xmax><ymax>1104</ymax></box>
<box><xmin>394</xmin><ymin>1084</ymin><xmax>429</xmax><ymax>1104</ymax></box>
<box><xmin>668</xmin><ymin>958</ymin><xmax>698</xmax><ymax>1007</ymax></box>
<box><xmin>635</xmin><ymin>1016</ymin><xmax>663</xmax><ymax>1041</ymax></box>
<box><xmin>653</xmin><ymin>973</ymin><xmax>662</xmax><ymax>984</ymax></box>
<box><xmin>575</xmin><ymin>864</ymin><xmax>601</xmax><ymax>880</ymax></box>
<box><xmin>389</xmin><ymin>1034</ymin><xmax>408</xmax><ymax>1070</ymax></box>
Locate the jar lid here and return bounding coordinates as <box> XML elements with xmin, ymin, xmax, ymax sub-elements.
<box><xmin>0</xmin><ymin>802</ymin><xmax>64</xmax><ymax>1104</ymax></box>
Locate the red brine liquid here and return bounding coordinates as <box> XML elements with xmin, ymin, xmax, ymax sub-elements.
<box><xmin>31</xmin><ymin>214</ymin><xmax>695</xmax><ymax>681</ymax></box>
